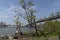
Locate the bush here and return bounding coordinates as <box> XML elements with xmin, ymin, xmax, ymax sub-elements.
<box><xmin>32</xmin><ymin>30</ymin><xmax>44</xmax><ymax>37</ymax></box>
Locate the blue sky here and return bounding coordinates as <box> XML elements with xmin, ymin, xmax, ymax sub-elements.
<box><xmin>0</xmin><ymin>0</ymin><xmax>60</xmax><ymax>25</ymax></box>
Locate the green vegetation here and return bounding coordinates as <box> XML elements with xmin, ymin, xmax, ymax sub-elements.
<box><xmin>43</xmin><ymin>20</ymin><xmax>60</xmax><ymax>35</ymax></box>
<box><xmin>13</xmin><ymin>0</ymin><xmax>60</xmax><ymax>37</ymax></box>
<box><xmin>12</xmin><ymin>0</ymin><xmax>60</xmax><ymax>40</ymax></box>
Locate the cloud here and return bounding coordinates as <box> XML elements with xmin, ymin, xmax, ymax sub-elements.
<box><xmin>0</xmin><ymin>15</ymin><xmax>10</xmax><ymax>19</ymax></box>
<box><xmin>0</xmin><ymin>3</ymin><xmax>19</xmax><ymax>15</ymax></box>
<box><xmin>0</xmin><ymin>3</ymin><xmax>28</xmax><ymax>25</ymax></box>
<box><xmin>8</xmin><ymin>3</ymin><xmax>16</xmax><ymax>11</ymax></box>
<box><xmin>29</xmin><ymin>6</ymin><xmax>36</xmax><ymax>10</ymax></box>
<box><xmin>52</xmin><ymin>3</ymin><xmax>60</xmax><ymax>6</ymax></box>
<box><xmin>0</xmin><ymin>3</ymin><xmax>17</xmax><ymax>21</ymax></box>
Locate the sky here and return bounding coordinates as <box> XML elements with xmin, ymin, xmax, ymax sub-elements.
<box><xmin>0</xmin><ymin>0</ymin><xmax>60</xmax><ymax>25</ymax></box>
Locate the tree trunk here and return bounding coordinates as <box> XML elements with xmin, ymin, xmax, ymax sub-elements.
<box><xmin>34</xmin><ymin>18</ymin><xmax>37</xmax><ymax>32</ymax></box>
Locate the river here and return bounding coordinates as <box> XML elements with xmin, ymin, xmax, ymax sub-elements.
<box><xmin>0</xmin><ymin>27</ymin><xmax>36</xmax><ymax>35</ymax></box>
<box><xmin>0</xmin><ymin>27</ymin><xmax>16</xmax><ymax>35</ymax></box>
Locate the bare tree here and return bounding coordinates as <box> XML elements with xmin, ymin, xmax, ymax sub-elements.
<box><xmin>14</xmin><ymin>15</ymin><xmax>22</xmax><ymax>35</ymax></box>
<box><xmin>14</xmin><ymin>0</ymin><xmax>37</xmax><ymax>31</ymax></box>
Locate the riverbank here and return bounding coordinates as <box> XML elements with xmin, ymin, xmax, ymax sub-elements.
<box><xmin>0</xmin><ymin>34</ymin><xmax>59</xmax><ymax>40</ymax></box>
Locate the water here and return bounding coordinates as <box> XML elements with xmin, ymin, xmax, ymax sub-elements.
<box><xmin>0</xmin><ymin>27</ymin><xmax>36</xmax><ymax>35</ymax></box>
<box><xmin>0</xmin><ymin>27</ymin><xmax>16</xmax><ymax>35</ymax></box>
